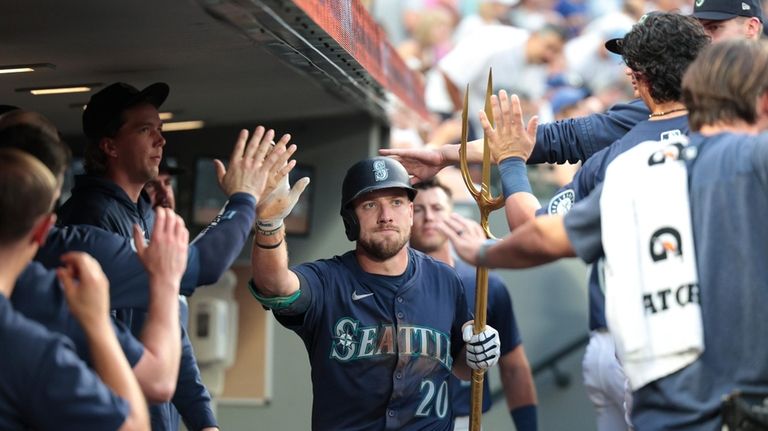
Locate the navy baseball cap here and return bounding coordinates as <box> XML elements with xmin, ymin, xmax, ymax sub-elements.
<box><xmin>692</xmin><ymin>0</ymin><xmax>763</xmax><ymax>22</ymax></box>
<box><xmin>83</xmin><ymin>82</ymin><xmax>169</xmax><ymax>141</ymax></box>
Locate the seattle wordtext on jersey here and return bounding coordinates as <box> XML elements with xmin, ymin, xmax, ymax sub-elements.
<box><xmin>330</xmin><ymin>317</ymin><xmax>453</xmax><ymax>369</ymax></box>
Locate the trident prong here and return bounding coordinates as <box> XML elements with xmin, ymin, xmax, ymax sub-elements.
<box><xmin>459</xmin><ymin>71</ymin><xmax>505</xmax><ymax>238</ymax></box>
<box><xmin>459</xmin><ymin>69</ymin><xmax>505</xmax><ymax>431</ymax></box>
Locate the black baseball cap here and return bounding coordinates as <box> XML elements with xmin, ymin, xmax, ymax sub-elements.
<box><xmin>158</xmin><ymin>158</ymin><xmax>185</xmax><ymax>176</ymax></box>
<box><xmin>83</xmin><ymin>82</ymin><xmax>169</xmax><ymax>141</ymax></box>
<box><xmin>604</xmin><ymin>12</ymin><xmax>662</xmax><ymax>55</ymax></box>
<box><xmin>0</xmin><ymin>105</ymin><xmax>20</xmax><ymax>116</ymax></box>
<box><xmin>692</xmin><ymin>0</ymin><xmax>763</xmax><ymax>22</ymax></box>
<box><xmin>604</xmin><ymin>37</ymin><xmax>624</xmax><ymax>55</ymax></box>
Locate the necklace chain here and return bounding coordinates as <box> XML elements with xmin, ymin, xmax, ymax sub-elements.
<box><xmin>648</xmin><ymin>107</ymin><xmax>688</xmax><ymax>118</ymax></box>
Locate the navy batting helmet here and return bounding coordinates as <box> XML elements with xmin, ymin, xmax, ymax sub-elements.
<box><xmin>340</xmin><ymin>157</ymin><xmax>417</xmax><ymax>241</ymax></box>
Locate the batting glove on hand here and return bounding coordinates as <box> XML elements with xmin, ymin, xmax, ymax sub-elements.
<box><xmin>256</xmin><ymin>171</ymin><xmax>310</xmax><ymax>232</ymax></box>
<box><xmin>463</xmin><ymin>323</ymin><xmax>501</xmax><ymax>370</ymax></box>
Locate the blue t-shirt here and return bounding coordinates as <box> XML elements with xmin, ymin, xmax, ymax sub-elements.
<box><xmin>0</xmin><ymin>294</ymin><xmax>129</xmax><ymax>430</ymax></box>
<box><xmin>281</xmin><ymin>248</ymin><xmax>473</xmax><ymax>431</ymax></box>
<box><xmin>449</xmin><ymin>259</ymin><xmax>521</xmax><ymax>416</ymax></box>
<box><xmin>545</xmin><ymin>116</ymin><xmax>689</xmax><ymax>330</ymax></box>
<box><xmin>565</xmin><ymin>132</ymin><xmax>768</xmax><ymax>430</ymax></box>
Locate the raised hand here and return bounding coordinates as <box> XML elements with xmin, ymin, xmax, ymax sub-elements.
<box><xmin>57</xmin><ymin>252</ymin><xmax>111</xmax><ymax>329</ymax></box>
<box><xmin>133</xmin><ymin>207</ymin><xmax>189</xmax><ymax>288</ymax></box>
<box><xmin>378</xmin><ymin>147</ymin><xmax>449</xmax><ymax>184</ymax></box>
<box><xmin>479</xmin><ymin>90</ymin><xmax>538</xmax><ymax>163</ymax></box>
<box><xmin>256</xmin><ymin>169</ymin><xmax>310</xmax><ymax>233</ymax></box>
<box><xmin>261</xmin><ymin>139</ymin><xmax>298</xmax><ymax>201</ymax></box>
<box><xmin>214</xmin><ymin>126</ymin><xmax>295</xmax><ymax>202</ymax></box>
<box><xmin>437</xmin><ymin>213</ymin><xmax>487</xmax><ymax>265</ymax></box>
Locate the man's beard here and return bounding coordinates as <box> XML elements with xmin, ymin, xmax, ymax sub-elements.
<box><xmin>358</xmin><ymin>229</ymin><xmax>409</xmax><ymax>261</ymax></box>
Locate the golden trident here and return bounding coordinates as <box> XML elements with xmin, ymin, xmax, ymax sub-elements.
<box><xmin>459</xmin><ymin>69</ymin><xmax>505</xmax><ymax>431</ymax></box>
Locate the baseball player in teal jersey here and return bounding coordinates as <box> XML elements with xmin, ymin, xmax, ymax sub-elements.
<box><xmin>249</xmin><ymin>157</ymin><xmax>502</xmax><ymax>430</ymax></box>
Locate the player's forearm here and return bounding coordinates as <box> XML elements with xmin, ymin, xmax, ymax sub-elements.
<box><xmin>529</xmin><ymin>119</ymin><xmax>590</xmax><ymax>164</ymax></box>
<box><xmin>189</xmin><ymin>193</ymin><xmax>257</xmax><ymax>287</ymax></box>
<box><xmin>172</xmin><ymin>331</ymin><xmax>218</xmax><ymax>430</ymax></box>
<box><xmin>83</xmin><ymin>320</ymin><xmax>150</xmax><ymax>431</ymax></box>
<box><xmin>485</xmin><ymin>217</ymin><xmax>574</xmax><ymax>269</ymax></box>
<box><xmin>498</xmin><ymin>347</ymin><xmax>538</xmax><ymax>410</ymax></box>
<box><xmin>497</xmin><ymin>157</ymin><xmax>541</xmax><ymax>230</ymax></box>
<box><xmin>136</xmin><ymin>281</ymin><xmax>181</xmax><ymax>403</ymax></box>
<box><xmin>451</xmin><ymin>348</ymin><xmax>472</xmax><ymax>381</ymax></box>
<box><xmin>504</xmin><ymin>193</ymin><xmax>540</xmax><ymax>231</ymax></box>
<box><xmin>251</xmin><ymin>227</ymin><xmax>299</xmax><ymax>297</ymax></box>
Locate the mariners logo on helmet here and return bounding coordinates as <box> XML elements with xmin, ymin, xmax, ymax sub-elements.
<box><xmin>373</xmin><ymin>160</ymin><xmax>389</xmax><ymax>182</ymax></box>
<box><xmin>649</xmin><ymin>227</ymin><xmax>682</xmax><ymax>262</ymax></box>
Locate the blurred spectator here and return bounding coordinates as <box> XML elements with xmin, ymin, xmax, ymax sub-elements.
<box><xmin>370</xmin><ymin>0</ymin><xmax>429</xmax><ymax>45</ymax></box>
<box><xmin>556</xmin><ymin>0</ymin><xmax>589</xmax><ymax>36</ymax></box>
<box><xmin>437</xmin><ymin>24</ymin><xmax>567</xmax><ymax>137</ymax></box>
<box><xmin>397</xmin><ymin>7</ymin><xmax>456</xmax><ymax>72</ymax></box>
<box><xmin>583</xmin><ymin>0</ymin><xmax>643</xmax><ymax>35</ymax></box>
<box><xmin>564</xmin><ymin>23</ymin><xmax>632</xmax><ymax>96</ymax></box>
<box><xmin>585</xmin><ymin>0</ymin><xmax>623</xmax><ymax>19</ymax></box>
<box><xmin>508</xmin><ymin>0</ymin><xmax>566</xmax><ymax>31</ymax></box>
<box><xmin>652</xmin><ymin>0</ymin><xmax>692</xmax><ymax>14</ymax></box>
<box><xmin>550</xmin><ymin>86</ymin><xmax>589</xmax><ymax>119</ymax></box>
<box><xmin>453</xmin><ymin>0</ymin><xmax>518</xmax><ymax>41</ymax></box>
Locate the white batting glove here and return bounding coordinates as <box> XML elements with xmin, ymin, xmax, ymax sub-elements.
<box><xmin>256</xmin><ymin>171</ymin><xmax>310</xmax><ymax>232</ymax></box>
<box><xmin>463</xmin><ymin>322</ymin><xmax>501</xmax><ymax>370</ymax></box>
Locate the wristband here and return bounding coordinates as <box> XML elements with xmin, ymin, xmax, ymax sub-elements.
<box><xmin>476</xmin><ymin>239</ymin><xmax>499</xmax><ymax>267</ymax></box>
<box><xmin>255</xmin><ymin>239</ymin><xmax>283</xmax><ymax>249</ymax></box>
<box><xmin>255</xmin><ymin>224</ymin><xmax>283</xmax><ymax>236</ymax></box>
<box><xmin>256</xmin><ymin>218</ymin><xmax>284</xmax><ymax>233</ymax></box>
<box><xmin>248</xmin><ymin>279</ymin><xmax>301</xmax><ymax>309</ymax></box>
<box><xmin>498</xmin><ymin>157</ymin><xmax>532</xmax><ymax>200</ymax></box>
<box><xmin>511</xmin><ymin>404</ymin><xmax>537</xmax><ymax>431</ymax></box>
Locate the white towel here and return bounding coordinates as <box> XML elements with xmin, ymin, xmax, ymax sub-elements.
<box><xmin>600</xmin><ymin>136</ymin><xmax>704</xmax><ymax>390</ymax></box>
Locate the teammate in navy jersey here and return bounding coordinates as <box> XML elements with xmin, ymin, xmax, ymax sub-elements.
<box><xmin>56</xmin><ymin>82</ymin><xmax>293</xmax><ymax>431</ymax></box>
<box><xmin>0</xmin><ymin>107</ymin><xmax>290</xmax><ymax>427</ymax></box>
<box><xmin>0</xmin><ymin>114</ymin><xmax>181</xmax><ymax>403</ymax></box>
<box><xmin>0</xmin><ymin>148</ymin><xmax>163</xmax><ymax>431</ymax></box>
<box><xmin>693</xmin><ymin>0</ymin><xmax>763</xmax><ymax>41</ymax></box>
<box><xmin>249</xmin><ymin>157</ymin><xmax>501</xmax><ymax>430</ymax></box>
<box><xmin>446</xmin><ymin>12</ymin><xmax>709</xmax><ymax>431</ymax></box>
<box><xmin>442</xmin><ymin>38</ymin><xmax>768</xmax><ymax>431</ymax></box>
<box><xmin>409</xmin><ymin>179</ymin><xmax>536</xmax><ymax>431</ymax></box>
<box><xmin>0</xmin><ymin>109</ymin><xmax>273</xmax><ymax>324</ymax></box>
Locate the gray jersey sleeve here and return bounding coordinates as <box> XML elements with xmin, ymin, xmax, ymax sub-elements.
<box><xmin>564</xmin><ymin>182</ymin><xmax>604</xmax><ymax>264</ymax></box>
<box><xmin>752</xmin><ymin>132</ymin><xmax>768</xmax><ymax>186</ymax></box>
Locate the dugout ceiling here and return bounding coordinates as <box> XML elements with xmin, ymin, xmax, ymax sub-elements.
<box><xmin>1</xmin><ymin>0</ymin><xmax>424</xmax><ymax>138</ymax></box>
